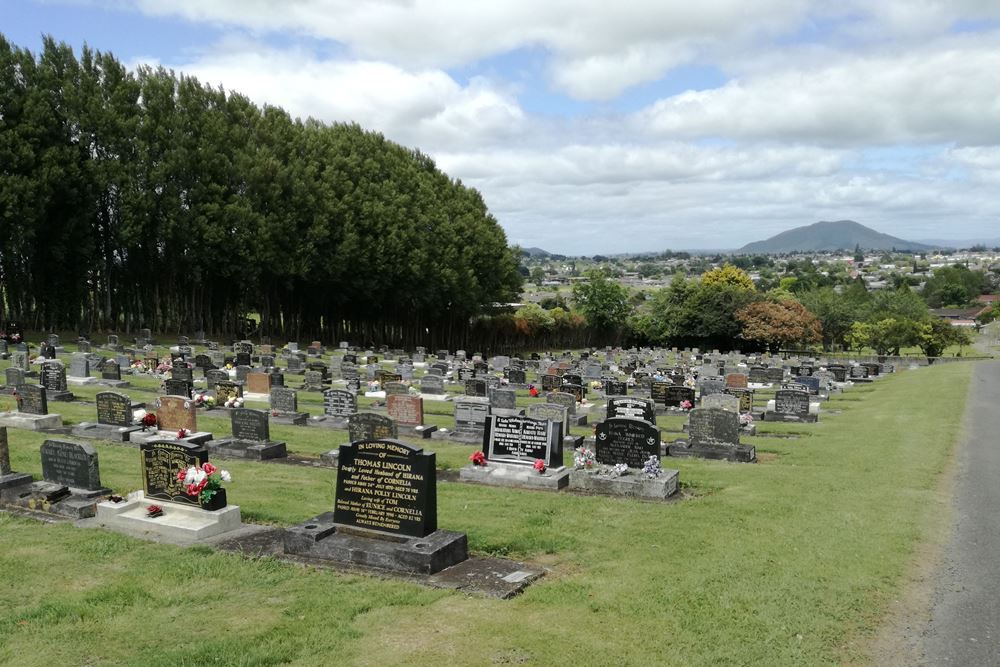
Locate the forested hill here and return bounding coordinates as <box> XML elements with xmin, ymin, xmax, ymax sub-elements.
<box><xmin>739</xmin><ymin>220</ymin><xmax>933</xmax><ymax>253</ymax></box>
<box><xmin>0</xmin><ymin>35</ymin><xmax>522</xmax><ymax>345</ymax></box>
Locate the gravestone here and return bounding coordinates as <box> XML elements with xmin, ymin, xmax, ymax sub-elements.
<box><xmin>0</xmin><ymin>426</ymin><xmax>33</xmax><ymax>495</ymax></box>
<box><xmin>725</xmin><ymin>373</ymin><xmax>748</xmax><ymax>389</ymax></box>
<box><xmin>214</xmin><ymin>381</ymin><xmax>243</xmax><ymax>404</ymax></box>
<box><xmin>419</xmin><ymin>375</ymin><xmax>445</xmax><ymax>396</ymax></box>
<box><xmin>206</xmin><ymin>408</ymin><xmax>287</xmax><ymax>460</ymax></box>
<box><xmin>41</xmin><ymin>439</ymin><xmax>109</xmax><ymax>493</ymax></box>
<box><xmin>4</xmin><ymin>367</ymin><xmax>25</xmax><ymax>392</ymax></box>
<box><xmin>384</xmin><ymin>381</ymin><xmax>408</xmax><ymax>396</ymax></box>
<box><xmin>323</xmin><ymin>389</ymin><xmax>357</xmax><ymax>418</ymax></box>
<box><xmin>140</xmin><ymin>440</ymin><xmax>208</xmax><ymax>506</ymax></box>
<box><xmin>156</xmin><ymin>395</ymin><xmax>199</xmax><ymax>434</ymax></box>
<box><xmin>668</xmin><ymin>407</ymin><xmax>755</xmax><ymax>462</ymax></box>
<box><xmin>269</xmin><ymin>386</ymin><xmax>308</xmax><ymax>425</ymax></box>
<box><xmin>206</xmin><ymin>369</ymin><xmax>229</xmax><ymax>387</ymax></box>
<box><xmin>246</xmin><ymin>372</ymin><xmax>271</xmax><ymax>395</ymax></box>
<box><xmin>488</xmin><ymin>387</ymin><xmax>519</xmax><ymax>414</ymax></box>
<box><xmin>765</xmin><ymin>367</ymin><xmax>785</xmax><ymax>383</ymax></box>
<box><xmin>171</xmin><ymin>365</ymin><xmax>194</xmax><ymax>383</ymax></box>
<box><xmin>465</xmin><ymin>378</ymin><xmax>487</xmax><ymax>397</ymax></box>
<box><xmin>594</xmin><ymin>417</ymin><xmax>661</xmax><ymax>468</ymax></box>
<box><xmin>386</xmin><ymin>394</ymin><xmax>434</xmax><ymax>437</ymax></box>
<box><xmin>16</xmin><ymin>384</ymin><xmax>48</xmax><ymax>415</ymax></box>
<box><xmin>164</xmin><ymin>378</ymin><xmax>193</xmax><ymax>398</ymax></box>
<box><xmin>448</xmin><ymin>401</ymin><xmax>491</xmax><ymax>443</ymax></box>
<box><xmin>11</xmin><ymin>350</ymin><xmax>29</xmax><ymax>372</ymax></box>
<box><xmin>723</xmin><ymin>387</ymin><xmax>755</xmax><ymax>413</ymax></box>
<box><xmin>606</xmin><ymin>396</ymin><xmax>656</xmax><ymax>425</ymax></box>
<box><xmin>462</xmin><ymin>414</ymin><xmax>568</xmax><ymax>490</ymax></box>
<box><xmin>286</xmin><ymin>439</ymin><xmax>467</xmax><ymax>575</ymax></box>
<box><xmin>702</xmin><ymin>393</ymin><xmax>740</xmax><ymax>411</ymax></box>
<box><xmin>662</xmin><ymin>385</ymin><xmax>695</xmax><ymax>408</ymax></box>
<box><xmin>68</xmin><ymin>353</ymin><xmax>93</xmax><ymax>381</ymax></box>
<box><xmin>748</xmin><ymin>367</ymin><xmax>768</xmax><ymax>384</ymax></box>
<box><xmin>303</xmin><ymin>370</ymin><xmax>325</xmax><ymax>392</ymax></box>
<box><xmin>348</xmin><ymin>413</ymin><xmax>398</xmax><ymax>442</ymax></box>
<box><xmin>41</xmin><ymin>362</ymin><xmax>73</xmax><ymax>401</ymax></box>
<box><xmin>71</xmin><ymin>391</ymin><xmax>140</xmax><ymax>442</ymax></box>
<box><xmin>764</xmin><ymin>389</ymin><xmax>817</xmax><ymax>422</ymax></box>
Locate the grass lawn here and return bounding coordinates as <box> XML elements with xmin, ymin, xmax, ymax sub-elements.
<box><xmin>0</xmin><ymin>360</ymin><xmax>973</xmax><ymax>666</ymax></box>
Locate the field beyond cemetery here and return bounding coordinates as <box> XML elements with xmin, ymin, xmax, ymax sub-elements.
<box><xmin>0</xmin><ymin>362</ymin><xmax>972</xmax><ymax>666</ymax></box>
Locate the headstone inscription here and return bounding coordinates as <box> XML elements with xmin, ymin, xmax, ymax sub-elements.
<box><xmin>594</xmin><ymin>417</ymin><xmax>661</xmax><ymax>468</ymax></box>
<box><xmin>96</xmin><ymin>391</ymin><xmax>132</xmax><ymax>426</ymax></box>
<box><xmin>157</xmin><ymin>395</ymin><xmax>198</xmax><ymax>433</ymax></box>
<box><xmin>333</xmin><ymin>439</ymin><xmax>436</xmax><ymax>537</ymax></box>
<box><xmin>387</xmin><ymin>394</ymin><xmax>424</xmax><ymax>426</ymax></box>
<box><xmin>482</xmin><ymin>414</ymin><xmax>562</xmax><ymax>468</ymax></box>
<box><xmin>40</xmin><ymin>439</ymin><xmax>107</xmax><ymax>491</ymax></box>
<box><xmin>323</xmin><ymin>389</ymin><xmax>357</xmax><ymax>417</ymax></box>
<box><xmin>163</xmin><ymin>378</ymin><xmax>193</xmax><ymax>398</ymax></box>
<box><xmin>141</xmin><ymin>440</ymin><xmax>208</xmax><ymax>506</ymax></box>
<box><xmin>606</xmin><ymin>396</ymin><xmax>656</xmax><ymax>425</ymax></box>
<box><xmin>17</xmin><ymin>384</ymin><xmax>47</xmax><ymax>415</ymax></box>
<box><xmin>231</xmin><ymin>408</ymin><xmax>270</xmax><ymax>442</ymax></box>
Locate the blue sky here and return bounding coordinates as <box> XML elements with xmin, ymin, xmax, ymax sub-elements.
<box><xmin>6</xmin><ymin>1</ymin><xmax>1000</xmax><ymax>253</ymax></box>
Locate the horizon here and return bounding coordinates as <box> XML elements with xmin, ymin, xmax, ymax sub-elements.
<box><xmin>6</xmin><ymin>2</ymin><xmax>1000</xmax><ymax>253</ymax></box>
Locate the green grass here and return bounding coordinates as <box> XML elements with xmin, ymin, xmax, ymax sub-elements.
<box><xmin>0</xmin><ymin>352</ymin><xmax>974</xmax><ymax>665</ymax></box>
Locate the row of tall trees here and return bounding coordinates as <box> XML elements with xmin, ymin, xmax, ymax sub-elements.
<box><xmin>0</xmin><ymin>36</ymin><xmax>522</xmax><ymax>346</ymax></box>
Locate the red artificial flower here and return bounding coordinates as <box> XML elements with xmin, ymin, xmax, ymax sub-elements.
<box><xmin>469</xmin><ymin>451</ymin><xmax>487</xmax><ymax>466</ymax></box>
<box><xmin>529</xmin><ymin>387</ymin><xmax>539</xmax><ymax>397</ymax></box>
<box><xmin>176</xmin><ymin>469</ymin><xmax>187</xmax><ymax>483</ymax></box>
<box><xmin>177</xmin><ymin>428</ymin><xmax>188</xmax><ymax>438</ymax></box>
<box><xmin>141</xmin><ymin>413</ymin><xmax>157</xmax><ymax>427</ymax></box>
<box><xmin>202</xmin><ymin>462</ymin><xmax>217</xmax><ymax>475</ymax></box>
<box><xmin>533</xmin><ymin>459</ymin><xmax>546</xmax><ymax>473</ymax></box>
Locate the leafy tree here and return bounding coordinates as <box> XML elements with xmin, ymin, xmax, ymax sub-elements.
<box><xmin>915</xmin><ymin>319</ymin><xmax>973</xmax><ymax>358</ymax></box>
<box><xmin>701</xmin><ymin>264</ymin><xmax>756</xmax><ymax>291</ymax></box>
<box><xmin>736</xmin><ymin>300</ymin><xmax>822</xmax><ymax>350</ymax></box>
<box><xmin>573</xmin><ymin>270</ymin><xmax>631</xmax><ymax>334</ymax></box>
<box><xmin>922</xmin><ymin>265</ymin><xmax>988</xmax><ymax>307</ymax></box>
<box><xmin>845</xmin><ymin>318</ymin><xmax>918</xmax><ymax>355</ymax></box>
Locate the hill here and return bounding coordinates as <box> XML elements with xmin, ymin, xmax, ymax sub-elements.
<box><xmin>739</xmin><ymin>220</ymin><xmax>933</xmax><ymax>254</ymax></box>
<box><xmin>521</xmin><ymin>247</ymin><xmax>553</xmax><ymax>258</ymax></box>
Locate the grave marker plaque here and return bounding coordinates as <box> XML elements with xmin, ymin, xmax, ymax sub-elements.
<box><xmin>333</xmin><ymin>439</ymin><xmax>436</xmax><ymax>537</ymax></box>
<box><xmin>688</xmin><ymin>408</ymin><xmax>740</xmax><ymax>447</ymax></box>
<box><xmin>270</xmin><ymin>386</ymin><xmax>298</xmax><ymax>413</ymax></box>
<box><xmin>606</xmin><ymin>396</ymin><xmax>656</xmax><ymax>424</ymax></box>
<box><xmin>163</xmin><ymin>378</ymin><xmax>193</xmax><ymax>398</ymax></box>
<box><xmin>323</xmin><ymin>389</ymin><xmax>357</xmax><ymax>417</ymax></box>
<box><xmin>483</xmin><ymin>414</ymin><xmax>561</xmax><ymax>467</ymax></box>
<box><xmin>231</xmin><ymin>408</ymin><xmax>270</xmax><ymax>442</ymax></box>
<box><xmin>348</xmin><ymin>413</ymin><xmax>398</xmax><ymax>442</ymax></box>
<box><xmin>157</xmin><ymin>395</ymin><xmax>197</xmax><ymax>432</ymax></box>
<box><xmin>595</xmin><ymin>418</ymin><xmax>660</xmax><ymax>468</ymax></box>
<box><xmin>215</xmin><ymin>381</ymin><xmax>243</xmax><ymax>403</ymax></box>
<box><xmin>17</xmin><ymin>385</ymin><xmax>47</xmax><ymax>415</ymax></box>
<box><xmin>141</xmin><ymin>440</ymin><xmax>208</xmax><ymax>506</ymax></box>
<box><xmin>775</xmin><ymin>389</ymin><xmax>810</xmax><ymax>416</ymax></box>
<box><xmin>96</xmin><ymin>391</ymin><xmax>132</xmax><ymax>426</ymax></box>
<box><xmin>662</xmin><ymin>385</ymin><xmax>695</xmax><ymax>407</ymax></box>
<box><xmin>387</xmin><ymin>394</ymin><xmax>423</xmax><ymax>426</ymax></box>
<box><xmin>41</xmin><ymin>439</ymin><xmax>104</xmax><ymax>490</ymax></box>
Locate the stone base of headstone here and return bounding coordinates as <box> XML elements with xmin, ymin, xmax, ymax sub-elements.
<box><xmin>419</xmin><ymin>393</ymin><xmax>452</xmax><ymax>402</ymax></box>
<box><xmin>70</xmin><ymin>422</ymin><xmax>143</xmax><ymax>442</ymax></box>
<box><xmin>98</xmin><ymin>379</ymin><xmax>131</xmax><ymax>388</ymax></box>
<box><xmin>311</xmin><ymin>415</ymin><xmax>349</xmax><ymax>430</ymax></box>
<box><xmin>459</xmin><ymin>463</ymin><xmax>570</xmax><ymax>490</ymax></box>
<box><xmin>67</xmin><ymin>376</ymin><xmax>99</xmax><ymax>386</ymax></box>
<box><xmin>0</xmin><ymin>412</ymin><xmax>63</xmax><ymax>431</ymax></box>
<box><xmin>95</xmin><ymin>491</ymin><xmax>242</xmax><ymax>543</ymax></box>
<box><xmin>5</xmin><ymin>480</ymin><xmax>111</xmax><ymax>519</ymax></box>
<box><xmin>47</xmin><ymin>390</ymin><xmax>75</xmax><ymax>402</ymax></box>
<box><xmin>398</xmin><ymin>423</ymin><xmax>438</xmax><ymax>439</ymax></box>
<box><xmin>319</xmin><ymin>448</ymin><xmax>340</xmax><ymax>467</ymax></box>
<box><xmin>761</xmin><ymin>412</ymin><xmax>818</xmax><ymax>423</ymax></box>
<box><xmin>490</xmin><ymin>408</ymin><xmax>524</xmax><ymax>418</ymax></box>
<box><xmin>205</xmin><ymin>438</ymin><xmax>287</xmax><ymax>460</ymax></box>
<box><xmin>242</xmin><ymin>392</ymin><xmax>270</xmax><ymax>403</ymax></box>
<box><xmin>666</xmin><ymin>441</ymin><xmax>757</xmax><ymax>463</ymax></box>
<box><xmin>569</xmin><ymin>469</ymin><xmax>679</xmax><ymax>499</ymax></box>
<box><xmin>128</xmin><ymin>429</ymin><xmax>214</xmax><ymax>447</ymax></box>
<box><xmin>283</xmin><ymin>513</ymin><xmax>468</xmax><ymax>575</ymax></box>
<box><xmin>0</xmin><ymin>471</ymin><xmax>34</xmax><ymax>496</ymax></box>
<box><xmin>269</xmin><ymin>411</ymin><xmax>309</xmax><ymax>426</ymax></box>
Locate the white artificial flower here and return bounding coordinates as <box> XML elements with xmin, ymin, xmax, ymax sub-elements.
<box><xmin>187</xmin><ymin>467</ymin><xmax>207</xmax><ymax>485</ymax></box>
<box><xmin>220</xmin><ymin>470</ymin><xmax>231</xmax><ymax>482</ymax></box>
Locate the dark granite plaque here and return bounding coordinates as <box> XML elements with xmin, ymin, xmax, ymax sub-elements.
<box><xmin>662</xmin><ymin>385</ymin><xmax>696</xmax><ymax>407</ymax></box>
<box><xmin>41</xmin><ymin>362</ymin><xmax>67</xmax><ymax>392</ymax></box>
<box><xmin>595</xmin><ymin>417</ymin><xmax>660</xmax><ymax>468</ymax></box>
<box><xmin>483</xmin><ymin>414</ymin><xmax>561</xmax><ymax>467</ymax></box>
<box><xmin>541</xmin><ymin>374</ymin><xmax>561</xmax><ymax>392</ymax></box>
<box><xmin>41</xmin><ymin>439</ymin><xmax>104</xmax><ymax>490</ymax></box>
<box><xmin>348</xmin><ymin>412</ymin><xmax>398</xmax><ymax>442</ymax></box>
<box><xmin>333</xmin><ymin>439</ymin><xmax>436</xmax><ymax>538</ymax></box>
<box><xmin>101</xmin><ymin>361</ymin><xmax>122</xmax><ymax>381</ymax></box>
<box><xmin>464</xmin><ymin>378</ymin><xmax>487</xmax><ymax>397</ymax></box>
<box><xmin>231</xmin><ymin>408</ymin><xmax>269</xmax><ymax>442</ymax></box>
<box><xmin>604</xmin><ymin>379</ymin><xmax>628</xmax><ymax>396</ymax></box>
<box><xmin>270</xmin><ymin>386</ymin><xmax>297</xmax><ymax>413</ymax></box>
<box><xmin>723</xmin><ymin>388</ymin><xmax>754</xmax><ymax>412</ymax></box>
<box><xmin>215</xmin><ymin>381</ymin><xmax>243</xmax><ymax>403</ymax></box>
<box><xmin>96</xmin><ymin>391</ymin><xmax>132</xmax><ymax>426</ymax></box>
<box><xmin>606</xmin><ymin>396</ymin><xmax>656</xmax><ymax>424</ymax></box>
<box><xmin>774</xmin><ymin>389</ymin><xmax>810</xmax><ymax>416</ymax></box>
<box><xmin>688</xmin><ymin>407</ymin><xmax>740</xmax><ymax>447</ymax></box>
<box><xmin>420</xmin><ymin>375</ymin><xmax>444</xmax><ymax>394</ymax></box>
<box><xmin>323</xmin><ymin>389</ymin><xmax>357</xmax><ymax>417</ymax></box>
<box><xmin>172</xmin><ymin>365</ymin><xmax>194</xmax><ymax>382</ymax></box>
<box><xmin>141</xmin><ymin>440</ymin><xmax>207</xmax><ymax>506</ymax></box>
<box><xmin>164</xmin><ymin>378</ymin><xmax>193</xmax><ymax>398</ymax></box>
<box><xmin>507</xmin><ymin>369</ymin><xmax>527</xmax><ymax>384</ymax></box>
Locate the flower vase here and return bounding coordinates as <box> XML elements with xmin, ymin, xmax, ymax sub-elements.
<box><xmin>201</xmin><ymin>488</ymin><xmax>227</xmax><ymax>511</ymax></box>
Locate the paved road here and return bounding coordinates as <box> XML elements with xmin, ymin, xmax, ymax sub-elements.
<box><xmin>922</xmin><ymin>360</ymin><xmax>1000</xmax><ymax>665</ymax></box>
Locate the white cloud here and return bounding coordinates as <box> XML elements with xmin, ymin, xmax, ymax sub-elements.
<box><xmin>636</xmin><ymin>38</ymin><xmax>1000</xmax><ymax>146</ymax></box>
<box><xmin>153</xmin><ymin>39</ymin><xmax>525</xmax><ymax>151</ymax></box>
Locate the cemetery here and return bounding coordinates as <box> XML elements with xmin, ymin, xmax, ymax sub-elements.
<box><xmin>3</xmin><ymin>14</ymin><xmax>1000</xmax><ymax>664</ymax></box>
<box><xmin>0</xmin><ymin>325</ymin><xmax>987</xmax><ymax>664</ymax></box>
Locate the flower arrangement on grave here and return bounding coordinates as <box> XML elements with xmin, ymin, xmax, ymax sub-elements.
<box><xmin>528</xmin><ymin>385</ymin><xmax>539</xmax><ymax>397</ymax></box>
<box><xmin>176</xmin><ymin>428</ymin><xmax>189</xmax><ymax>439</ymax></box>
<box><xmin>679</xmin><ymin>399</ymin><xmax>693</xmax><ymax>411</ymax></box>
<box><xmin>134</xmin><ymin>410</ymin><xmax>157</xmax><ymax>430</ymax></box>
<box><xmin>642</xmin><ymin>455</ymin><xmax>662</xmax><ymax>479</ymax></box>
<box><xmin>533</xmin><ymin>459</ymin><xmax>547</xmax><ymax>474</ymax></box>
<box><xmin>223</xmin><ymin>396</ymin><xmax>244</xmax><ymax>409</ymax></box>
<box><xmin>155</xmin><ymin>361</ymin><xmax>173</xmax><ymax>374</ymax></box>
<box><xmin>739</xmin><ymin>412</ymin><xmax>754</xmax><ymax>428</ymax></box>
<box><xmin>193</xmin><ymin>394</ymin><xmax>216</xmax><ymax>409</ymax></box>
<box><xmin>607</xmin><ymin>462</ymin><xmax>629</xmax><ymax>477</ymax></box>
<box><xmin>408</xmin><ymin>385</ymin><xmax>420</xmax><ymax>396</ymax></box>
<box><xmin>684</xmin><ymin>377</ymin><xmax>696</xmax><ymax>388</ymax></box>
<box><xmin>177</xmin><ymin>462</ymin><xmax>231</xmax><ymax>506</ymax></box>
<box><xmin>367</xmin><ymin>380</ymin><xmax>381</xmax><ymax>393</ymax></box>
<box><xmin>9</xmin><ymin>332</ymin><xmax>21</xmax><ymax>342</ymax></box>
<box><xmin>590</xmin><ymin>380</ymin><xmax>602</xmax><ymax>391</ymax></box>
<box><xmin>146</xmin><ymin>504</ymin><xmax>163</xmax><ymax>518</ymax></box>
<box><xmin>573</xmin><ymin>446</ymin><xmax>597</xmax><ymax>470</ymax></box>
<box><xmin>225</xmin><ymin>363</ymin><xmax>234</xmax><ymax>370</ymax></box>
<box><xmin>469</xmin><ymin>451</ymin><xmax>487</xmax><ymax>466</ymax></box>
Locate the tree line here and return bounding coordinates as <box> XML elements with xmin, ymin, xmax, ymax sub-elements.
<box><xmin>0</xmin><ymin>35</ymin><xmax>522</xmax><ymax>347</ymax></box>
